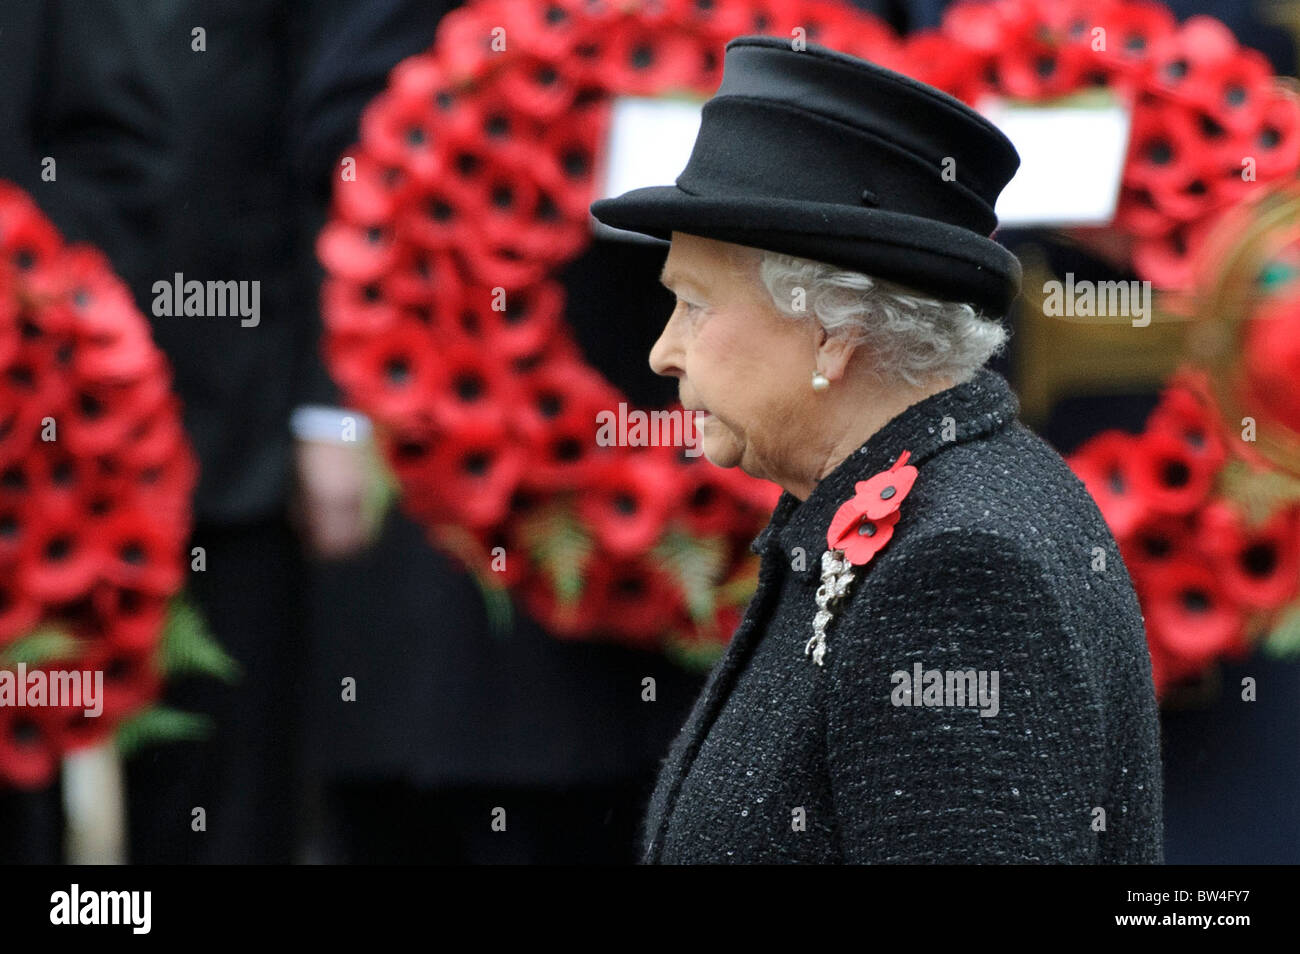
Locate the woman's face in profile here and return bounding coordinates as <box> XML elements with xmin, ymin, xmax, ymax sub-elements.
<box><xmin>649</xmin><ymin>232</ymin><xmax>817</xmax><ymax>484</ymax></box>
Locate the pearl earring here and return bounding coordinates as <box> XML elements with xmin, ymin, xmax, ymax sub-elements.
<box><xmin>811</xmin><ymin>370</ymin><xmax>830</xmax><ymax>392</ymax></box>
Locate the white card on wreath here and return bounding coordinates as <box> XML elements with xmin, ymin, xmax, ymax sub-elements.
<box><xmin>977</xmin><ymin>89</ymin><xmax>1132</xmax><ymax>229</ymax></box>
<box><xmin>594</xmin><ymin>96</ymin><xmax>705</xmax><ymax>243</ymax></box>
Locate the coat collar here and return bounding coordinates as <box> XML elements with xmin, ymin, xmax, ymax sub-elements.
<box><xmin>750</xmin><ymin>367</ymin><xmax>1020</xmax><ymax>582</ymax></box>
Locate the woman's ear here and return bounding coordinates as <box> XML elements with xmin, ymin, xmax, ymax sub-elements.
<box><xmin>814</xmin><ymin>327</ymin><xmax>857</xmax><ymax>383</ymax></box>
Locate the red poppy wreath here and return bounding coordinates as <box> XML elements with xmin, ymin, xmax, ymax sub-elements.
<box><xmin>1069</xmin><ymin>184</ymin><xmax>1300</xmax><ymax>701</ymax></box>
<box><xmin>318</xmin><ymin>0</ymin><xmax>1300</xmax><ymax>664</ymax></box>
<box><xmin>0</xmin><ymin>182</ymin><xmax>230</xmax><ymax>789</ymax></box>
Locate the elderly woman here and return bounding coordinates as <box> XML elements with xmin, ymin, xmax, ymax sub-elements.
<box><xmin>591</xmin><ymin>36</ymin><xmax>1162</xmax><ymax>864</ymax></box>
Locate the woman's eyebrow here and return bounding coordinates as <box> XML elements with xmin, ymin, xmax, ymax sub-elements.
<box><xmin>659</xmin><ymin>266</ymin><xmax>704</xmax><ymax>293</ymax></box>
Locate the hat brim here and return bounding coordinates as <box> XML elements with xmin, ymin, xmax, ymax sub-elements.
<box><xmin>590</xmin><ymin>186</ymin><xmax>1021</xmax><ymax>314</ymax></box>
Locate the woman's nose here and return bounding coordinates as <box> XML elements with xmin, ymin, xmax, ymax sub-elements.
<box><xmin>648</xmin><ymin>315</ymin><xmax>681</xmax><ymax>378</ymax></box>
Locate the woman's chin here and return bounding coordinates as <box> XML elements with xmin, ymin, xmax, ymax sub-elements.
<box><xmin>699</xmin><ymin>434</ymin><xmax>744</xmax><ymax>469</ymax></box>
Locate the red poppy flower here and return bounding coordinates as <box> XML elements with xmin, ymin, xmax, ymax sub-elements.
<box><xmin>0</xmin><ymin>406</ymin><xmax>34</xmax><ymax>484</ymax></box>
<box><xmin>428</xmin><ymin>336</ymin><xmax>518</xmax><ymax>433</ymax></box>
<box><xmin>458</xmin><ymin>278</ymin><xmax>563</xmax><ymax>361</ymax></box>
<box><xmin>939</xmin><ymin>0</ymin><xmax>1034</xmax><ymax>55</ymax></box>
<box><xmin>17</xmin><ymin>493</ymin><xmax>99</xmax><ymax>603</ymax></box>
<box><xmin>435</xmin><ymin>3</ymin><xmax>514</xmax><ymax>84</ymax></box>
<box><xmin>1</xmin><ymin>337</ymin><xmax>74</xmax><ymax>436</ymax></box>
<box><xmin>827</xmin><ymin>506</ymin><xmax>901</xmax><ymax>567</ymax></box>
<box><xmin>395</xmin><ymin>418</ymin><xmax>526</xmax><ymax>529</ymax></box>
<box><xmin>1125</xmin><ymin>103</ymin><xmax>1202</xmax><ymax>192</ymax></box>
<box><xmin>520</xmin><ymin>558</ymin><xmax>605</xmax><ymax>640</ymax></box>
<box><xmin>796</xmin><ymin>1</ymin><xmax>893</xmax><ymax>65</ymax></box>
<box><xmin>1133</xmin><ymin>218</ymin><xmax>1218</xmax><ymax>290</ymax></box>
<box><xmin>1247</xmin><ymin>90</ymin><xmax>1300</xmax><ymax>182</ymax></box>
<box><xmin>81</xmin><ymin>642</ymin><xmax>162</xmax><ymax>723</ymax></box>
<box><xmin>708</xmin><ymin>460</ymin><xmax>782</xmax><ymax>516</ymax></box>
<box><xmin>96</xmin><ymin>506</ymin><xmax>185</xmax><ymax>597</ymax></box>
<box><xmin>679</xmin><ymin>462</ymin><xmax>749</xmax><ymax>537</ymax></box>
<box><xmin>1146</xmin><ymin>381</ymin><xmax>1227</xmax><ymax>471</ymax></box>
<box><xmin>465</xmin><ymin>175</ymin><xmax>579</xmax><ymax>283</ymax></box>
<box><xmin>443</xmin><ymin>90</ymin><xmax>540</xmax><ymax>158</ymax></box>
<box><xmin>1197</xmin><ymin>50</ymin><xmax>1274</xmax><ymax>136</ymax></box>
<box><xmin>465</xmin><ymin>516</ymin><xmax>530</xmax><ymax>588</ymax></box>
<box><xmin>1068</xmin><ymin>431</ymin><xmax>1148</xmax><ymax>539</ymax></box>
<box><xmin>334</xmin><ymin>150</ymin><xmax>409</xmax><ymax>224</ymax></box>
<box><xmin>498</xmin><ymin>53</ymin><xmax>579</xmax><ymax>121</ymax></box>
<box><xmin>358</xmin><ymin>90</ymin><xmax>444</xmax><ymax>185</ymax></box>
<box><xmin>53</xmin><ymin>247</ymin><xmax>158</xmax><ymax>383</ymax></box>
<box><xmin>0</xmin><ymin>703</ymin><xmax>61</xmax><ymax>790</ymax></box>
<box><xmin>0</xmin><ymin>578</ymin><xmax>42</xmax><ymax>644</ymax></box>
<box><xmin>1129</xmin><ymin>425</ymin><xmax>1218</xmax><ymax>515</ymax></box>
<box><xmin>118</xmin><ymin>396</ymin><xmax>187</xmax><ymax>471</ymax></box>
<box><xmin>513</xmin><ymin>362</ymin><xmax>620</xmax><ymax>491</ymax></box>
<box><xmin>578</xmin><ymin>453</ymin><xmax>678</xmax><ymax>557</ymax></box>
<box><xmin>385</xmin><ymin>248</ymin><xmax>462</xmax><ymax>312</ymax></box>
<box><xmin>38</xmin><ymin>699</ymin><xmax>115</xmax><ymax>754</ymax></box>
<box><xmin>1199</xmin><ymin>501</ymin><xmax>1300</xmax><ymax>611</ymax></box>
<box><xmin>94</xmin><ymin>584</ymin><xmax>170</xmax><ymax>653</ymax></box>
<box><xmin>330</xmin><ymin>316</ymin><xmax>443</xmax><ymax>427</ymax></box>
<box><xmin>902</xmin><ymin>31</ymin><xmax>991</xmax><ymax>104</ymax></box>
<box><xmin>128</xmin><ymin>447</ymin><xmax>198</xmax><ymax>531</ymax></box>
<box><xmin>317</xmin><ymin>218</ymin><xmax>400</xmax><ymax>284</ymax></box>
<box><xmin>387</xmin><ymin>52</ymin><xmax>453</xmax><ymax>112</ymax></box>
<box><xmin>587</xmin><ymin>555</ymin><xmax>685</xmax><ymax>645</ymax></box>
<box><xmin>395</xmin><ymin>176</ymin><xmax>482</xmax><ymax>255</ymax></box>
<box><xmin>521</xmin><ymin>406</ymin><xmax>618</xmax><ymax>492</ymax></box>
<box><xmin>1125</xmin><ymin>103</ymin><xmax>1227</xmax><ymax>225</ymax></box>
<box><xmin>537</xmin><ymin>112</ymin><xmax>605</xmax><ymax>220</ymax></box>
<box><xmin>1146</xmin><ymin>16</ymin><xmax>1239</xmax><ymax>105</ymax></box>
<box><xmin>660</xmin><ymin>0</ymin><xmax>753</xmax><ymax>40</ymax></box>
<box><xmin>581</xmin><ymin>18</ymin><xmax>702</xmax><ymax>95</ymax></box>
<box><xmin>847</xmin><ymin>450</ymin><xmax>918</xmax><ymax>521</ymax></box>
<box><xmin>1142</xmin><ymin>556</ymin><xmax>1245</xmax><ymax>667</ymax></box>
<box><xmin>59</xmin><ymin>381</ymin><xmax>141</xmax><ymax>457</ymax></box>
<box><xmin>0</xmin><ymin>185</ymin><xmax>62</xmax><ymax>278</ymax></box>
<box><xmin>321</xmin><ymin>278</ymin><xmax>401</xmax><ymax>338</ymax></box>
<box><xmin>1120</xmin><ymin>510</ymin><xmax>1195</xmax><ymax>577</ymax></box>
<box><xmin>995</xmin><ymin>31</ymin><xmax>1091</xmax><ymax>101</ymax></box>
<box><xmin>1067</xmin><ymin>0</ymin><xmax>1178</xmax><ymax>78</ymax></box>
<box><xmin>1116</xmin><ymin>182</ymin><xmax>1178</xmax><ymax>241</ymax></box>
<box><xmin>25</xmin><ymin>447</ymin><xmax>97</xmax><ymax>516</ymax></box>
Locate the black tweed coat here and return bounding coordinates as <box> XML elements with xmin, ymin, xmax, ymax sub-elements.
<box><xmin>642</xmin><ymin>368</ymin><xmax>1164</xmax><ymax>863</ymax></box>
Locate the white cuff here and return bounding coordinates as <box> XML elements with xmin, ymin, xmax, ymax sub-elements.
<box><xmin>290</xmin><ymin>404</ymin><xmax>373</xmax><ymax>443</ymax></box>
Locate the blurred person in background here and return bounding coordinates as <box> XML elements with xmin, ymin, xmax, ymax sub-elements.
<box><xmin>120</xmin><ymin>0</ymin><xmax>372</xmax><ymax>863</ymax></box>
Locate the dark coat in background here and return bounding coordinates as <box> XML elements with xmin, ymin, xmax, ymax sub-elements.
<box><xmin>143</xmin><ymin>0</ymin><xmax>343</xmax><ymax>525</ymax></box>
<box><xmin>123</xmin><ymin>0</ymin><xmax>352</xmax><ymax>863</ymax></box>
<box><xmin>0</xmin><ymin>0</ymin><xmax>173</xmax><ymax>300</ymax></box>
<box><xmin>0</xmin><ymin>0</ymin><xmax>175</xmax><ymax>864</ymax></box>
<box><xmin>644</xmin><ymin>369</ymin><xmax>1164</xmax><ymax>863</ymax></box>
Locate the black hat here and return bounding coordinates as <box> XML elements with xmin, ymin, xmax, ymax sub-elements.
<box><xmin>590</xmin><ymin>35</ymin><xmax>1023</xmax><ymax>314</ymax></box>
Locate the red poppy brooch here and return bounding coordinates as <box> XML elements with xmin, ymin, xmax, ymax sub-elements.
<box><xmin>806</xmin><ymin>450</ymin><xmax>919</xmax><ymax>666</ymax></box>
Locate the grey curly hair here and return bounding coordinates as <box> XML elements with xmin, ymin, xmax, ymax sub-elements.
<box><xmin>731</xmin><ymin>247</ymin><xmax>1009</xmax><ymax>389</ymax></box>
